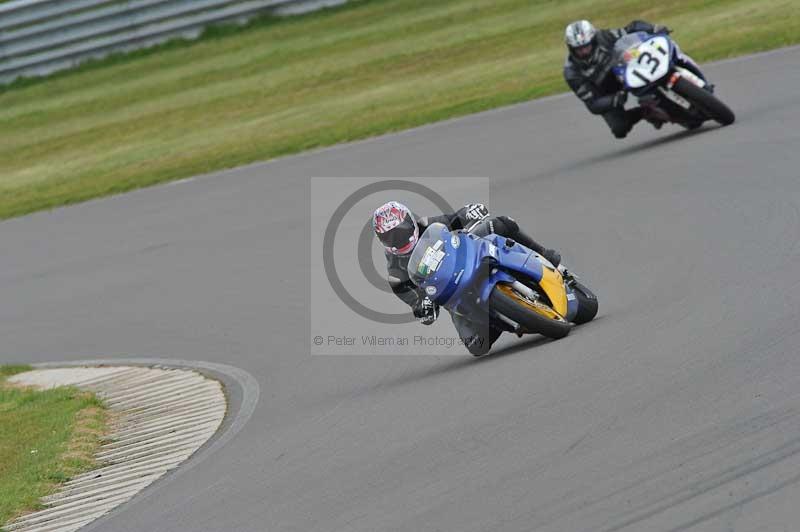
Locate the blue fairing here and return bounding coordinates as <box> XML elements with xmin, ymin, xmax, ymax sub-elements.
<box><xmin>475</xmin><ymin>234</ymin><xmax>542</xmax><ymax>304</ymax></box>
<box><xmin>407</xmin><ymin>223</ymin><xmax>577</xmax><ymax>321</ymax></box>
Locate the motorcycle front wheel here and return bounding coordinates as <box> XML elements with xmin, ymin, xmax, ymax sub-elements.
<box><xmin>490</xmin><ymin>283</ymin><xmax>571</xmax><ymax>339</ymax></box>
<box><xmin>672</xmin><ymin>77</ymin><xmax>735</xmax><ymax>126</ymax></box>
<box><xmin>571</xmin><ymin>281</ymin><xmax>599</xmax><ymax>325</ymax></box>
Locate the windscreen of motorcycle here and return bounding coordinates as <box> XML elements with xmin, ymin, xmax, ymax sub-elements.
<box><xmin>407</xmin><ymin>223</ymin><xmax>461</xmax><ymax>302</ymax></box>
<box><xmin>621</xmin><ymin>34</ymin><xmax>672</xmax><ymax>89</ymax></box>
<box><xmin>612</xmin><ymin>32</ymin><xmax>645</xmax><ymax>83</ymax></box>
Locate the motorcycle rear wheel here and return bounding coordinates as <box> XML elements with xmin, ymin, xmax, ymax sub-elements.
<box><xmin>673</xmin><ymin>77</ymin><xmax>735</xmax><ymax>126</ymax></box>
<box><xmin>490</xmin><ymin>283</ymin><xmax>571</xmax><ymax>339</ymax></box>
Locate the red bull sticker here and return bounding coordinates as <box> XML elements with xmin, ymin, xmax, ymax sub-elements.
<box><xmin>623</xmin><ymin>47</ymin><xmax>640</xmax><ymax>63</ymax></box>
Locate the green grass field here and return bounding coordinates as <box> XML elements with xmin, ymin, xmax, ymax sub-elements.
<box><xmin>0</xmin><ymin>0</ymin><xmax>797</xmax><ymax>219</ymax></box>
<box><xmin>0</xmin><ymin>366</ymin><xmax>107</xmax><ymax>526</ymax></box>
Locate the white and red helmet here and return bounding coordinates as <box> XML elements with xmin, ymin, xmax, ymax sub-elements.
<box><xmin>372</xmin><ymin>201</ymin><xmax>419</xmax><ymax>255</ymax></box>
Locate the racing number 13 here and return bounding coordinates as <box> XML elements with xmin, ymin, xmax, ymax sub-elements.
<box><xmin>638</xmin><ymin>52</ymin><xmax>661</xmax><ymax>75</ymax></box>
<box><xmin>632</xmin><ymin>43</ymin><xmax>668</xmax><ymax>84</ymax></box>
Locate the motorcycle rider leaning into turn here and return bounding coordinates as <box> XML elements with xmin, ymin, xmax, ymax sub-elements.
<box><xmin>372</xmin><ymin>201</ymin><xmax>561</xmax><ymax>356</ymax></box>
<box><xmin>564</xmin><ymin>19</ymin><xmax>711</xmax><ymax>139</ymax></box>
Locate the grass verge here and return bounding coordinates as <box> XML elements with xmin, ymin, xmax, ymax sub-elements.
<box><xmin>0</xmin><ymin>0</ymin><xmax>798</xmax><ymax>220</ymax></box>
<box><xmin>0</xmin><ymin>366</ymin><xmax>107</xmax><ymax>526</ymax></box>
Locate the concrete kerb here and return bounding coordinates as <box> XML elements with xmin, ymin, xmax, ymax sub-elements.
<box><xmin>3</xmin><ymin>359</ymin><xmax>259</xmax><ymax>532</ymax></box>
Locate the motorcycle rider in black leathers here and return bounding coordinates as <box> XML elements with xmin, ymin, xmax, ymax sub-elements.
<box><xmin>564</xmin><ymin>19</ymin><xmax>710</xmax><ymax>138</ymax></box>
<box><xmin>372</xmin><ymin>201</ymin><xmax>561</xmax><ymax>356</ymax></box>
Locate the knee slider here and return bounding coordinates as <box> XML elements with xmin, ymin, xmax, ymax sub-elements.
<box><xmin>465</xmin><ymin>336</ymin><xmax>491</xmax><ymax>356</ymax></box>
<box><xmin>612</xmin><ymin>127</ymin><xmax>628</xmax><ymax>139</ymax></box>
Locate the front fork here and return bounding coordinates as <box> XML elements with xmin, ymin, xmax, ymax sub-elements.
<box><xmin>491</xmin><ymin>281</ymin><xmax>539</xmax><ymax>336</ymax></box>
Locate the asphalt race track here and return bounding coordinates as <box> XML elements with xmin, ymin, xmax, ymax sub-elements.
<box><xmin>3</xmin><ymin>46</ymin><xmax>800</xmax><ymax>532</ymax></box>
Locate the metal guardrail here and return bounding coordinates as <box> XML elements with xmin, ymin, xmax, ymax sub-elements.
<box><xmin>0</xmin><ymin>0</ymin><xmax>347</xmax><ymax>84</ymax></box>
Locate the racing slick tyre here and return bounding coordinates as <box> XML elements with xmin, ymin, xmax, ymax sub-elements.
<box><xmin>673</xmin><ymin>77</ymin><xmax>735</xmax><ymax>126</ymax></box>
<box><xmin>490</xmin><ymin>283</ymin><xmax>571</xmax><ymax>340</ymax></box>
<box><xmin>571</xmin><ymin>282</ymin><xmax>599</xmax><ymax>325</ymax></box>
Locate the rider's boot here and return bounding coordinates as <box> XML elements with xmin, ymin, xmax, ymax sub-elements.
<box><xmin>639</xmin><ymin>106</ymin><xmax>666</xmax><ymax>130</ymax></box>
<box><xmin>646</xmin><ymin>116</ymin><xmax>664</xmax><ymax>130</ymax></box>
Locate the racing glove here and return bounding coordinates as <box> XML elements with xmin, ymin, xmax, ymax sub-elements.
<box><xmin>413</xmin><ymin>296</ymin><xmax>439</xmax><ymax>325</ymax></box>
<box><xmin>612</xmin><ymin>90</ymin><xmax>628</xmax><ymax>109</ymax></box>
<box><xmin>652</xmin><ymin>24</ymin><xmax>672</xmax><ymax>35</ymax></box>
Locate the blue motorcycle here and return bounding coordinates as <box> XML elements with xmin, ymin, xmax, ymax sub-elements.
<box><xmin>611</xmin><ymin>31</ymin><xmax>735</xmax><ymax>128</ymax></box>
<box><xmin>407</xmin><ymin>223</ymin><xmax>598</xmax><ymax>343</ymax></box>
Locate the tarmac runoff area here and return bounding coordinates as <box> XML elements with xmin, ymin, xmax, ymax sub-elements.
<box><xmin>4</xmin><ymin>366</ymin><xmax>226</xmax><ymax>532</ymax></box>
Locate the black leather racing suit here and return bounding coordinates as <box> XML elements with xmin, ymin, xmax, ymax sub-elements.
<box><xmin>385</xmin><ymin>204</ymin><xmax>556</xmax><ymax>356</ymax></box>
<box><xmin>564</xmin><ymin>20</ymin><xmax>707</xmax><ymax>138</ymax></box>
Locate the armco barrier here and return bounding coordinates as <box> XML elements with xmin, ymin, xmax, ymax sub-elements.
<box><xmin>0</xmin><ymin>0</ymin><xmax>347</xmax><ymax>84</ymax></box>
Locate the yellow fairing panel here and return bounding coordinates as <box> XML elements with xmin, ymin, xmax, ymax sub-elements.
<box><xmin>538</xmin><ymin>266</ymin><xmax>568</xmax><ymax>317</ymax></box>
<box><xmin>496</xmin><ymin>284</ymin><xmax>564</xmax><ymax>322</ymax></box>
